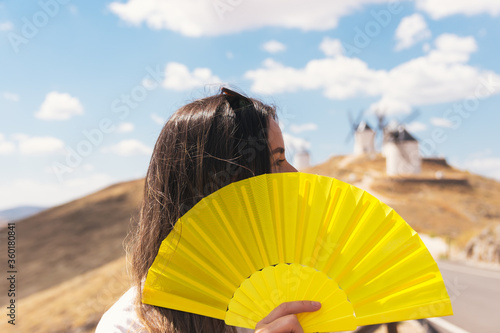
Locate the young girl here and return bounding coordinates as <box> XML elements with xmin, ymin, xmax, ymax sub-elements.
<box><xmin>96</xmin><ymin>88</ymin><xmax>321</xmax><ymax>332</ymax></box>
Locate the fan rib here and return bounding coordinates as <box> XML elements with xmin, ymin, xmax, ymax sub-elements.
<box><xmin>304</xmin><ymin>275</ymin><xmax>329</xmax><ymax>303</ymax></box>
<box><xmin>355</xmin><ymin>298</ymin><xmax>453</xmax><ymax>326</ymax></box>
<box><xmin>241</xmin><ymin>186</ymin><xmax>269</xmax><ymax>267</ymax></box>
<box><xmin>175</xmin><ymin>241</ymin><xmax>236</xmax><ymax>289</ymax></box>
<box><xmin>142</xmin><ymin>289</ymin><xmax>227</xmax><ymax>320</ymax></box>
<box><xmin>295</xmin><ymin>179</ymin><xmax>311</xmax><ymax>263</ymax></box>
<box><xmin>242</xmin><ymin>278</ymin><xmax>272</xmax><ymax>318</ymax></box>
<box><xmin>211</xmin><ymin>201</ymin><xmax>255</xmax><ymax>277</ymax></box>
<box><xmin>310</xmin><ymin>187</ymin><xmax>341</xmax><ymax>267</ymax></box>
<box><xmin>341</xmin><ymin>194</ymin><xmax>376</xmax><ymax>253</ymax></box>
<box><xmin>272</xmin><ymin>179</ymin><xmax>285</xmax><ymax>263</ymax></box>
<box><xmin>251</xmin><ymin>272</ymin><xmax>276</xmax><ymax>315</ymax></box>
<box><xmin>166</xmin><ymin>267</ymin><xmax>229</xmax><ymax>303</ymax></box>
<box><xmin>190</xmin><ymin>220</ymin><xmax>245</xmax><ymax>282</ymax></box>
<box><xmin>354</xmin><ymin>272</ymin><xmax>436</xmax><ymax>308</ymax></box>
<box><xmin>373</xmin><ymin>274</ymin><xmax>443</xmax><ymax>309</ymax></box>
<box><xmin>350</xmin><ymin>212</ymin><xmax>396</xmax><ymax>272</ymax></box>
<box><xmin>323</xmin><ymin>200</ymin><xmax>371</xmax><ymax>274</ymax></box>
<box><xmin>336</xmin><ymin>215</ymin><xmax>394</xmax><ymax>283</ymax></box>
<box><xmin>344</xmin><ymin>240</ymin><xmax>420</xmax><ymax>294</ymax></box>
<box><xmin>227</xmin><ymin>297</ymin><xmax>263</xmax><ymax>327</ymax></box>
<box><xmin>226</xmin><ymin>311</ymin><xmax>258</xmax><ymax>329</ymax></box>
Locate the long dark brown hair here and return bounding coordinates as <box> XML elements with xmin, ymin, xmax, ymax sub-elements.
<box><xmin>128</xmin><ymin>89</ymin><xmax>277</xmax><ymax>332</ymax></box>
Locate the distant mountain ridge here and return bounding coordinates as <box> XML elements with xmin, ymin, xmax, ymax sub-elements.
<box><xmin>0</xmin><ymin>205</ymin><xmax>46</xmax><ymax>227</ymax></box>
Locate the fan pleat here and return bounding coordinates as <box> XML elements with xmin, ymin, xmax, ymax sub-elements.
<box><xmin>356</xmin><ymin>294</ymin><xmax>452</xmax><ymax>326</ymax></box>
<box><xmin>351</xmin><ymin>249</ymin><xmax>438</xmax><ymax>304</ymax></box>
<box><xmin>344</xmin><ymin>239</ymin><xmax>420</xmax><ymax>295</ymax></box>
<box><xmin>173</xmin><ymin>241</ymin><xmax>236</xmax><ymax>292</ymax></box>
<box><xmin>336</xmin><ymin>209</ymin><xmax>394</xmax><ymax>283</ymax></box>
<box><xmin>271</xmin><ymin>178</ymin><xmax>285</xmax><ymax>263</ymax></box>
<box><xmin>188</xmin><ymin>217</ymin><xmax>246</xmax><ymax>282</ymax></box>
<box><xmin>208</xmin><ymin>198</ymin><xmax>254</xmax><ymax>279</ymax></box>
<box><xmin>167</xmin><ymin>266</ymin><xmax>229</xmax><ymax>303</ymax></box>
<box><xmin>142</xmin><ymin>288</ymin><xmax>227</xmax><ymax>319</ymax></box>
<box><xmin>310</xmin><ymin>186</ymin><xmax>341</xmax><ymax>268</ymax></box>
<box><xmin>294</xmin><ymin>178</ymin><xmax>311</xmax><ymax>263</ymax></box>
<box><xmin>240</xmin><ymin>186</ymin><xmax>270</xmax><ymax>267</ymax></box>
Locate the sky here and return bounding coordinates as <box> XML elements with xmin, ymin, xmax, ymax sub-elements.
<box><xmin>1</xmin><ymin>0</ymin><xmax>500</xmax><ymax>210</ymax></box>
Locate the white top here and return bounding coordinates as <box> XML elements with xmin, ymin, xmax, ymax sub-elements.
<box><xmin>95</xmin><ymin>287</ymin><xmax>252</xmax><ymax>333</ymax></box>
<box><xmin>95</xmin><ymin>287</ymin><xmax>145</xmax><ymax>333</ymax></box>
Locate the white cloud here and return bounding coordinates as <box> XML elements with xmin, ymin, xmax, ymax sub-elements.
<box><xmin>406</xmin><ymin>121</ymin><xmax>427</xmax><ymax>133</ymax></box>
<box><xmin>108</xmin><ymin>0</ymin><xmax>390</xmax><ymax>37</ymax></box>
<box><xmin>0</xmin><ymin>21</ymin><xmax>13</xmax><ymax>31</ymax></box>
<box><xmin>0</xmin><ymin>173</ymin><xmax>114</xmax><ymax>210</ymax></box>
<box><xmin>430</xmin><ymin>117</ymin><xmax>454</xmax><ymax>128</ymax></box>
<box><xmin>0</xmin><ymin>133</ymin><xmax>15</xmax><ymax>155</ymax></box>
<box><xmin>35</xmin><ymin>92</ymin><xmax>84</xmax><ymax>120</ymax></box>
<box><xmin>262</xmin><ymin>40</ymin><xmax>286</xmax><ymax>54</ymax></box>
<box><xmin>101</xmin><ymin>139</ymin><xmax>152</xmax><ymax>156</ymax></box>
<box><xmin>319</xmin><ymin>37</ymin><xmax>344</xmax><ymax>57</ymax></box>
<box><xmin>428</xmin><ymin>33</ymin><xmax>477</xmax><ymax>64</ymax></box>
<box><xmin>462</xmin><ymin>157</ymin><xmax>500</xmax><ymax>181</ymax></box>
<box><xmin>394</xmin><ymin>13</ymin><xmax>431</xmax><ymax>51</ymax></box>
<box><xmin>289</xmin><ymin>123</ymin><xmax>318</xmax><ymax>134</ymax></box>
<box><xmin>163</xmin><ymin>62</ymin><xmax>222</xmax><ymax>91</ymax></box>
<box><xmin>2</xmin><ymin>92</ymin><xmax>19</xmax><ymax>101</ymax></box>
<box><xmin>116</xmin><ymin>122</ymin><xmax>134</xmax><ymax>133</ymax></box>
<box><xmin>246</xmin><ymin>34</ymin><xmax>500</xmax><ymax>115</ymax></box>
<box><xmin>14</xmin><ymin>134</ymin><xmax>65</xmax><ymax>155</ymax></box>
<box><xmin>368</xmin><ymin>97</ymin><xmax>412</xmax><ymax>115</ymax></box>
<box><xmin>416</xmin><ymin>0</ymin><xmax>500</xmax><ymax>19</ymax></box>
<box><xmin>283</xmin><ymin>133</ymin><xmax>310</xmax><ymax>153</ymax></box>
<box><xmin>245</xmin><ymin>56</ymin><xmax>386</xmax><ymax>99</ymax></box>
<box><xmin>151</xmin><ymin>113</ymin><xmax>165</xmax><ymax>125</ymax></box>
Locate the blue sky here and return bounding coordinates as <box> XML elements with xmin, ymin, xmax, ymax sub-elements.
<box><xmin>1</xmin><ymin>0</ymin><xmax>499</xmax><ymax>210</ymax></box>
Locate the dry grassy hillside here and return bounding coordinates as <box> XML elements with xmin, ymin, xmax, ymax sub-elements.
<box><xmin>2</xmin><ymin>155</ymin><xmax>499</xmax><ymax>332</ymax></box>
<box><xmin>0</xmin><ymin>178</ymin><xmax>144</xmax><ymax>303</ymax></box>
<box><xmin>0</xmin><ymin>256</ymin><xmax>129</xmax><ymax>333</ymax></box>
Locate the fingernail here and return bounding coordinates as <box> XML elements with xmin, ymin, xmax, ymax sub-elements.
<box><xmin>312</xmin><ymin>301</ymin><xmax>321</xmax><ymax>308</ymax></box>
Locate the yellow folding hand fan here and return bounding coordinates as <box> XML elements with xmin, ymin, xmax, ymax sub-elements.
<box><xmin>143</xmin><ymin>172</ymin><xmax>452</xmax><ymax>332</ymax></box>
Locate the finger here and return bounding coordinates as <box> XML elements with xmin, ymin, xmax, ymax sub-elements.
<box><xmin>257</xmin><ymin>301</ymin><xmax>321</xmax><ymax>327</ymax></box>
<box><xmin>255</xmin><ymin>314</ymin><xmax>304</xmax><ymax>333</ymax></box>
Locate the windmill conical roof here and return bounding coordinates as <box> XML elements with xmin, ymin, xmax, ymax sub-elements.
<box><xmin>356</xmin><ymin>121</ymin><xmax>373</xmax><ymax>132</ymax></box>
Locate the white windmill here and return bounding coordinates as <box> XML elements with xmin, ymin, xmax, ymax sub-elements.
<box><xmin>346</xmin><ymin>110</ymin><xmax>375</xmax><ymax>155</ymax></box>
<box><xmin>384</xmin><ymin>126</ymin><xmax>421</xmax><ymax>175</ymax></box>
<box><xmin>377</xmin><ymin>110</ymin><xmax>422</xmax><ymax>176</ymax></box>
<box><xmin>293</xmin><ymin>148</ymin><xmax>311</xmax><ymax>170</ymax></box>
<box><xmin>354</xmin><ymin>121</ymin><xmax>376</xmax><ymax>155</ymax></box>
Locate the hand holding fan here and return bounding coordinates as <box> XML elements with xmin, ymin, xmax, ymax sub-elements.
<box><xmin>142</xmin><ymin>172</ymin><xmax>453</xmax><ymax>332</ymax></box>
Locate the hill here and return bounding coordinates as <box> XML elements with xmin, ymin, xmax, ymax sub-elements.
<box><xmin>0</xmin><ymin>178</ymin><xmax>144</xmax><ymax>302</ymax></box>
<box><xmin>0</xmin><ymin>256</ymin><xmax>129</xmax><ymax>333</ymax></box>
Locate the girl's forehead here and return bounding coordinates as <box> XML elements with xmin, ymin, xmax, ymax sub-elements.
<box><xmin>268</xmin><ymin>118</ymin><xmax>285</xmax><ymax>150</ymax></box>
